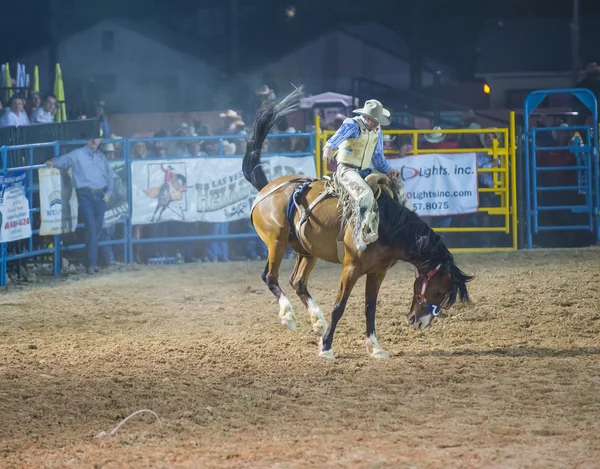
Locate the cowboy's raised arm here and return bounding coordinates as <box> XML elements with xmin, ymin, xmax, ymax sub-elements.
<box><xmin>322</xmin><ymin>118</ymin><xmax>360</xmax><ymax>163</ymax></box>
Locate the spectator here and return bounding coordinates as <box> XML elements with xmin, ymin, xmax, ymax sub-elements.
<box><xmin>183</xmin><ymin>136</ymin><xmax>208</xmax><ymax>157</ymax></box>
<box><xmin>132</xmin><ymin>141</ymin><xmax>148</xmax><ymax>159</ymax></box>
<box><xmin>27</xmin><ymin>92</ymin><xmax>42</xmax><ymax>115</ymax></box>
<box><xmin>242</xmin><ymin>84</ymin><xmax>276</xmax><ymax>128</ymax></box>
<box><xmin>422</xmin><ymin>126</ymin><xmax>459</xmax><ymax>150</ymax></box>
<box><xmin>0</xmin><ymin>95</ymin><xmax>30</xmax><ymax>127</ymax></box>
<box><xmin>46</xmin><ymin>134</ymin><xmax>115</xmax><ymax>274</ymax></box>
<box><xmin>96</xmin><ymin>101</ymin><xmax>110</xmax><ymax>137</ymax></box>
<box><xmin>30</xmin><ymin>94</ymin><xmax>57</xmax><ymax>124</ymax></box>
<box><xmin>574</xmin><ymin>63</ymin><xmax>600</xmax><ymax>125</ymax></box>
<box><xmin>99</xmin><ymin>142</ymin><xmax>117</xmax><ymax>266</ymax></box>
<box><xmin>421</xmin><ymin>126</ymin><xmax>456</xmax><ymax>236</ymax></box>
<box><xmin>149</xmin><ymin>130</ymin><xmax>169</xmax><ymax>158</ymax></box>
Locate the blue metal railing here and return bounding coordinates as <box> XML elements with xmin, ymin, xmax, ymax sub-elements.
<box><xmin>524</xmin><ymin>88</ymin><xmax>600</xmax><ymax>248</ymax></box>
<box><xmin>0</xmin><ymin>132</ymin><xmax>314</xmax><ymax>286</ymax></box>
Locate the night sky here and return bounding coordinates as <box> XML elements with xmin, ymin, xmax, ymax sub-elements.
<box><xmin>1</xmin><ymin>0</ymin><xmax>599</xmax><ymax>79</ymax></box>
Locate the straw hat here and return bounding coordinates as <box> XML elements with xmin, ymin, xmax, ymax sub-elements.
<box><xmin>424</xmin><ymin>126</ymin><xmax>446</xmax><ymax>143</ymax></box>
<box><xmin>352</xmin><ymin>99</ymin><xmax>391</xmax><ymax>126</ymax></box>
<box><xmin>219</xmin><ymin>109</ymin><xmax>241</xmax><ymax>119</ymax></box>
<box><xmin>256</xmin><ymin>85</ymin><xmax>272</xmax><ymax>96</ymax></box>
<box><xmin>223</xmin><ymin>140</ymin><xmax>237</xmax><ymax>155</ymax></box>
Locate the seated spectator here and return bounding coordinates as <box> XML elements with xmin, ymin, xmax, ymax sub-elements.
<box><xmin>132</xmin><ymin>141</ymin><xmax>148</xmax><ymax>159</ymax></box>
<box><xmin>30</xmin><ymin>94</ymin><xmax>57</xmax><ymax>124</ymax></box>
<box><xmin>422</xmin><ymin>126</ymin><xmax>459</xmax><ymax>149</ymax></box>
<box><xmin>0</xmin><ymin>95</ymin><xmax>30</xmax><ymax>127</ymax></box>
<box><xmin>149</xmin><ymin>130</ymin><xmax>169</xmax><ymax>158</ymax></box>
<box><xmin>222</xmin><ymin>140</ymin><xmax>236</xmax><ymax>156</ymax></box>
<box><xmin>27</xmin><ymin>92</ymin><xmax>42</xmax><ymax>115</ymax></box>
<box><xmin>184</xmin><ymin>136</ymin><xmax>208</xmax><ymax>157</ymax></box>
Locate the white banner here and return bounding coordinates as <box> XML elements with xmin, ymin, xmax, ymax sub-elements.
<box><xmin>39</xmin><ymin>167</ymin><xmax>79</xmax><ymax>236</ymax></box>
<box><xmin>389</xmin><ymin>153</ymin><xmax>478</xmax><ymax>216</ymax></box>
<box><xmin>0</xmin><ymin>172</ymin><xmax>32</xmax><ymax>242</ymax></box>
<box><xmin>131</xmin><ymin>156</ymin><xmax>316</xmax><ymax>224</ymax></box>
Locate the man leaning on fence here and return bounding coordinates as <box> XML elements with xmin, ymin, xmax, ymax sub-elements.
<box><xmin>46</xmin><ymin>134</ymin><xmax>115</xmax><ymax>275</ymax></box>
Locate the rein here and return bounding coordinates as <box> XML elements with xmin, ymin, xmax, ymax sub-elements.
<box><xmin>416</xmin><ymin>263</ymin><xmax>442</xmax><ymax>316</ymax></box>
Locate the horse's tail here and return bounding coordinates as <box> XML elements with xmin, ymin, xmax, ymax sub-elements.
<box><xmin>242</xmin><ymin>86</ymin><xmax>304</xmax><ymax>191</ymax></box>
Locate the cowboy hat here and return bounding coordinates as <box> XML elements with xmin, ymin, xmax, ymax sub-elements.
<box><xmin>383</xmin><ymin>134</ymin><xmax>396</xmax><ymax>143</ymax></box>
<box><xmin>334</xmin><ymin>113</ymin><xmax>347</xmax><ymax>121</ymax></box>
<box><xmin>102</xmin><ymin>143</ymin><xmax>115</xmax><ymax>152</ymax></box>
<box><xmin>424</xmin><ymin>126</ymin><xmax>446</xmax><ymax>143</ymax></box>
<box><xmin>222</xmin><ymin>140</ymin><xmax>237</xmax><ymax>155</ymax></box>
<box><xmin>256</xmin><ymin>85</ymin><xmax>272</xmax><ymax>96</ymax></box>
<box><xmin>219</xmin><ymin>109</ymin><xmax>241</xmax><ymax>119</ymax></box>
<box><xmin>352</xmin><ymin>99</ymin><xmax>391</xmax><ymax>126</ymax></box>
<box><xmin>285</xmin><ymin>127</ymin><xmax>297</xmax><ymax>133</ymax></box>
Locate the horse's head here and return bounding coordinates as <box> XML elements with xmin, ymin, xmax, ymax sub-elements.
<box><xmin>406</xmin><ymin>262</ymin><xmax>473</xmax><ymax>331</ymax></box>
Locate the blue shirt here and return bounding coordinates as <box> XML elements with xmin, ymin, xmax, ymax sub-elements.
<box><xmin>52</xmin><ymin>145</ymin><xmax>115</xmax><ymax>196</ymax></box>
<box><xmin>325</xmin><ymin>117</ymin><xmax>391</xmax><ymax>174</ymax></box>
<box><xmin>477</xmin><ymin>152</ymin><xmax>495</xmax><ymax>188</ymax></box>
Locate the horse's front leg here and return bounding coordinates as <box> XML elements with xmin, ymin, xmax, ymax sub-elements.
<box><xmin>365</xmin><ymin>269</ymin><xmax>390</xmax><ymax>359</ymax></box>
<box><xmin>319</xmin><ymin>264</ymin><xmax>362</xmax><ymax>359</ymax></box>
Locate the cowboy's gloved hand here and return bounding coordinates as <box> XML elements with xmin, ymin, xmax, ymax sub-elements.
<box><xmin>323</xmin><ymin>146</ymin><xmax>335</xmax><ymax>164</ymax></box>
<box><xmin>387</xmin><ymin>169</ymin><xmax>400</xmax><ymax>181</ymax></box>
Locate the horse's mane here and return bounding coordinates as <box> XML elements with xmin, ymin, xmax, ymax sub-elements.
<box><xmin>377</xmin><ymin>191</ymin><xmax>473</xmax><ymax>307</ymax></box>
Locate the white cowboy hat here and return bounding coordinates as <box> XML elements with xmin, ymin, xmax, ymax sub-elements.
<box><xmin>334</xmin><ymin>113</ymin><xmax>347</xmax><ymax>121</ymax></box>
<box><xmin>285</xmin><ymin>127</ymin><xmax>297</xmax><ymax>133</ymax></box>
<box><xmin>352</xmin><ymin>99</ymin><xmax>391</xmax><ymax>126</ymax></box>
<box><xmin>424</xmin><ymin>126</ymin><xmax>446</xmax><ymax>143</ymax></box>
<box><xmin>383</xmin><ymin>134</ymin><xmax>396</xmax><ymax>143</ymax></box>
<box><xmin>102</xmin><ymin>143</ymin><xmax>115</xmax><ymax>152</ymax></box>
<box><xmin>256</xmin><ymin>85</ymin><xmax>272</xmax><ymax>96</ymax></box>
<box><xmin>219</xmin><ymin>109</ymin><xmax>241</xmax><ymax>119</ymax></box>
<box><xmin>222</xmin><ymin>140</ymin><xmax>237</xmax><ymax>155</ymax></box>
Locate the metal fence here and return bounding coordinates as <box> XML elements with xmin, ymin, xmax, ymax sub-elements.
<box><xmin>0</xmin><ymin>131</ymin><xmax>314</xmax><ymax>286</ymax></box>
<box><xmin>315</xmin><ymin>112</ymin><xmax>519</xmax><ymax>253</ymax></box>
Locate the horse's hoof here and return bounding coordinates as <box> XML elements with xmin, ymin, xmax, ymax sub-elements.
<box><xmin>311</xmin><ymin>319</ymin><xmax>328</xmax><ymax>337</ymax></box>
<box><xmin>371</xmin><ymin>349</ymin><xmax>390</xmax><ymax>359</ymax></box>
<box><xmin>319</xmin><ymin>349</ymin><xmax>335</xmax><ymax>360</ymax></box>
<box><xmin>280</xmin><ymin>313</ymin><xmax>297</xmax><ymax>332</ymax></box>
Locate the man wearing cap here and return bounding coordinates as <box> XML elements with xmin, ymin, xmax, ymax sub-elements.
<box><xmin>46</xmin><ymin>135</ymin><xmax>115</xmax><ymax>274</ymax></box>
<box><xmin>323</xmin><ymin>99</ymin><xmax>399</xmax><ymax>251</ymax></box>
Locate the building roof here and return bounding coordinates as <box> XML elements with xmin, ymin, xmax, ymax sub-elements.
<box><xmin>476</xmin><ymin>18</ymin><xmax>599</xmax><ymax>75</ymax></box>
<box><xmin>242</xmin><ymin>21</ymin><xmax>454</xmax><ymax>77</ymax></box>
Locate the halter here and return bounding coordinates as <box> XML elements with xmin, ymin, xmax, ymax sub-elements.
<box><xmin>415</xmin><ymin>264</ymin><xmax>442</xmax><ymax>316</ymax></box>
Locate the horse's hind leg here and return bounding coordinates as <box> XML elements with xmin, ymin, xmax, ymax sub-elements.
<box><xmin>290</xmin><ymin>255</ymin><xmax>328</xmax><ymax>336</ymax></box>
<box><xmin>262</xmin><ymin>239</ymin><xmax>297</xmax><ymax>332</ymax></box>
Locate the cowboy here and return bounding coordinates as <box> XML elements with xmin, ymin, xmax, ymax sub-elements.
<box><xmin>322</xmin><ymin>99</ymin><xmax>400</xmax><ymax>251</ymax></box>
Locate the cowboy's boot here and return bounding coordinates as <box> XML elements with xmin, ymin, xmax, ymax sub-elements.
<box><xmin>362</xmin><ymin>207</ymin><xmax>380</xmax><ymax>244</ymax></box>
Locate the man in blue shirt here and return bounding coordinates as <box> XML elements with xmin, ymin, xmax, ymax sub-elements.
<box><xmin>323</xmin><ymin>99</ymin><xmax>399</xmax><ymax>251</ymax></box>
<box><xmin>47</xmin><ymin>135</ymin><xmax>115</xmax><ymax>274</ymax></box>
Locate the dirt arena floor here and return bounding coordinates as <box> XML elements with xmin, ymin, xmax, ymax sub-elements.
<box><xmin>1</xmin><ymin>248</ymin><xmax>600</xmax><ymax>468</ymax></box>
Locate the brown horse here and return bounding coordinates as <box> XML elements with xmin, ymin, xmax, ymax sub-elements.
<box><xmin>243</xmin><ymin>88</ymin><xmax>473</xmax><ymax>359</ymax></box>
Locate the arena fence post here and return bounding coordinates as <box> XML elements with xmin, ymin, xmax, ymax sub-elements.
<box><xmin>125</xmin><ymin>137</ymin><xmax>133</xmax><ymax>265</ymax></box>
<box><xmin>52</xmin><ymin>141</ymin><xmax>61</xmax><ymax>276</ymax></box>
<box><xmin>1</xmin><ymin>145</ymin><xmax>7</xmax><ymax>287</ymax></box>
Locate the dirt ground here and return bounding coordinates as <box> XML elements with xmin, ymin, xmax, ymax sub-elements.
<box><xmin>1</xmin><ymin>248</ymin><xmax>600</xmax><ymax>469</ymax></box>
